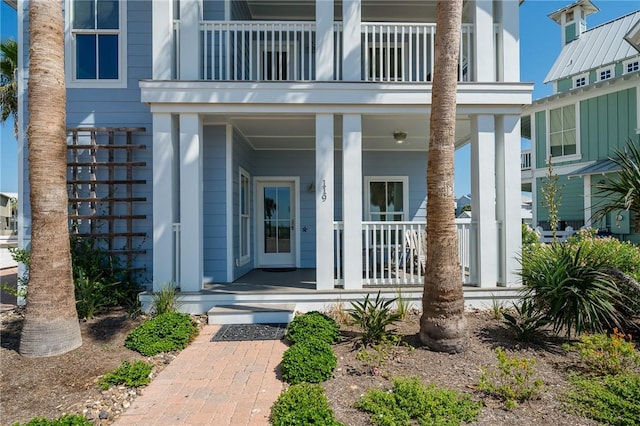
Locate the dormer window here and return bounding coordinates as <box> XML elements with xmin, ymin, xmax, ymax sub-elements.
<box><xmin>624</xmin><ymin>59</ymin><xmax>639</xmax><ymax>74</ymax></box>
<box><xmin>566</xmin><ymin>11</ymin><xmax>574</xmax><ymax>21</ymax></box>
<box><xmin>597</xmin><ymin>66</ymin><xmax>614</xmax><ymax>81</ymax></box>
<box><xmin>573</xmin><ymin>74</ymin><xmax>588</xmax><ymax>88</ymax></box>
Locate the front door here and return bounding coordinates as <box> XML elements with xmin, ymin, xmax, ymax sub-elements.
<box><xmin>257</xmin><ymin>180</ymin><xmax>296</xmax><ymax>267</ymax></box>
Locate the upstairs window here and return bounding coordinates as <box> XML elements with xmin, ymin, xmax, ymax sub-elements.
<box><xmin>597</xmin><ymin>66</ymin><xmax>613</xmax><ymax>81</ymax></box>
<box><xmin>573</xmin><ymin>74</ymin><xmax>587</xmax><ymax>88</ymax></box>
<box><xmin>549</xmin><ymin>105</ymin><xmax>578</xmax><ymax>159</ymax></box>
<box><xmin>624</xmin><ymin>59</ymin><xmax>639</xmax><ymax>74</ymax></box>
<box><xmin>67</xmin><ymin>0</ymin><xmax>126</xmax><ymax>87</ymax></box>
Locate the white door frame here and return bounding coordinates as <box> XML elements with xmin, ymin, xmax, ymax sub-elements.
<box><xmin>253</xmin><ymin>177</ymin><xmax>300</xmax><ymax>268</ymax></box>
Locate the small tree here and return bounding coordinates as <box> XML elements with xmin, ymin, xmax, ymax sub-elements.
<box><xmin>540</xmin><ymin>156</ymin><xmax>563</xmax><ymax>241</ymax></box>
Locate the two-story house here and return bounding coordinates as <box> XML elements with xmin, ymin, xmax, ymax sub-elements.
<box><xmin>16</xmin><ymin>0</ymin><xmax>531</xmax><ymax>316</ymax></box>
<box><xmin>521</xmin><ymin>0</ymin><xmax>640</xmax><ymax>243</ymax></box>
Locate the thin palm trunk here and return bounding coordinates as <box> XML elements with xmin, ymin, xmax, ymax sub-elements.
<box><xmin>20</xmin><ymin>0</ymin><xmax>82</xmax><ymax>357</ymax></box>
<box><xmin>420</xmin><ymin>0</ymin><xmax>467</xmax><ymax>353</ymax></box>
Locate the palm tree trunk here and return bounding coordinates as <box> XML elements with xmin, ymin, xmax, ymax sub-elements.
<box><xmin>19</xmin><ymin>0</ymin><xmax>82</xmax><ymax>357</ymax></box>
<box><xmin>420</xmin><ymin>0</ymin><xmax>467</xmax><ymax>353</ymax></box>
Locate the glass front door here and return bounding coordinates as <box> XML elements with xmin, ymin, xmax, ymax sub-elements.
<box><xmin>257</xmin><ymin>180</ymin><xmax>296</xmax><ymax>267</ymax></box>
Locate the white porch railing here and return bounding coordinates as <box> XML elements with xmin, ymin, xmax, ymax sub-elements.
<box><xmin>172</xmin><ymin>223</ymin><xmax>181</xmax><ymax>284</ymax></box>
<box><xmin>334</xmin><ymin>220</ymin><xmax>476</xmax><ymax>287</ymax></box>
<box><xmin>194</xmin><ymin>21</ymin><xmax>474</xmax><ymax>82</ymax></box>
<box><xmin>521</xmin><ymin>150</ymin><xmax>532</xmax><ymax>170</ymax></box>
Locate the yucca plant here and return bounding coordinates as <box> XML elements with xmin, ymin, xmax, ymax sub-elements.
<box><xmin>503</xmin><ymin>299</ymin><xmax>549</xmax><ymax>342</ymax></box>
<box><xmin>349</xmin><ymin>291</ymin><xmax>402</xmax><ymax>347</ymax></box>
<box><xmin>593</xmin><ymin>139</ymin><xmax>640</xmax><ymax>232</ymax></box>
<box><xmin>519</xmin><ymin>243</ymin><xmax>628</xmax><ymax>337</ymax></box>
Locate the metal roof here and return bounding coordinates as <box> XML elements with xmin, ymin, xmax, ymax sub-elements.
<box><xmin>567</xmin><ymin>159</ymin><xmax>620</xmax><ymax>177</ymax></box>
<box><xmin>545</xmin><ymin>10</ymin><xmax>640</xmax><ymax>83</ymax></box>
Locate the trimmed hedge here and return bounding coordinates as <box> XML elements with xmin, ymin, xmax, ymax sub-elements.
<box><xmin>285</xmin><ymin>311</ymin><xmax>341</xmax><ymax>345</ymax></box>
<box><xmin>271</xmin><ymin>383</ymin><xmax>344</xmax><ymax>426</ymax></box>
<box><xmin>125</xmin><ymin>312</ymin><xmax>198</xmax><ymax>356</ymax></box>
<box><xmin>281</xmin><ymin>338</ymin><xmax>337</xmax><ymax>384</ymax></box>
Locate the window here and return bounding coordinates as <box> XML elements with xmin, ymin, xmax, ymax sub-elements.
<box><xmin>239</xmin><ymin>168</ymin><xmax>251</xmax><ymax>264</ymax></box>
<box><xmin>67</xmin><ymin>0</ymin><xmax>126</xmax><ymax>87</ymax></box>
<box><xmin>597</xmin><ymin>66</ymin><xmax>613</xmax><ymax>81</ymax></box>
<box><xmin>549</xmin><ymin>105</ymin><xmax>577</xmax><ymax>159</ymax></box>
<box><xmin>624</xmin><ymin>59</ymin><xmax>639</xmax><ymax>74</ymax></box>
<box><xmin>573</xmin><ymin>74</ymin><xmax>587</xmax><ymax>88</ymax></box>
<box><xmin>366</xmin><ymin>177</ymin><xmax>408</xmax><ymax>221</ymax></box>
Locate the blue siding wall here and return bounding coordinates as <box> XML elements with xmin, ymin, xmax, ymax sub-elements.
<box><xmin>203</xmin><ymin>0</ymin><xmax>225</xmax><ymax>20</ymax></box>
<box><xmin>203</xmin><ymin>126</ymin><xmax>228</xmax><ymax>282</ymax></box>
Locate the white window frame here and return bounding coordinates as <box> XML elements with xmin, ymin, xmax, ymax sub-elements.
<box><xmin>623</xmin><ymin>58</ymin><xmax>639</xmax><ymax>74</ymax></box>
<box><xmin>573</xmin><ymin>73</ymin><xmax>588</xmax><ymax>89</ymax></box>
<box><xmin>65</xmin><ymin>0</ymin><xmax>128</xmax><ymax>88</ymax></box>
<box><xmin>364</xmin><ymin>176</ymin><xmax>409</xmax><ymax>221</ymax></box>
<box><xmin>546</xmin><ymin>103</ymin><xmax>581</xmax><ymax>163</ymax></box>
<box><xmin>238</xmin><ymin>167</ymin><xmax>251</xmax><ymax>266</ymax></box>
<box><xmin>596</xmin><ymin>65</ymin><xmax>614</xmax><ymax>82</ymax></box>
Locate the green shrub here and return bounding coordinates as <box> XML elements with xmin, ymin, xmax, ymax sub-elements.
<box><xmin>11</xmin><ymin>414</ymin><xmax>91</xmax><ymax>426</ymax></box>
<box><xmin>564</xmin><ymin>372</ymin><xmax>640</xmax><ymax>426</ymax></box>
<box><xmin>270</xmin><ymin>383</ymin><xmax>344</xmax><ymax>426</ymax></box>
<box><xmin>74</xmin><ymin>271</ymin><xmax>119</xmax><ymax>320</ymax></box>
<box><xmin>564</xmin><ymin>329</ymin><xmax>640</xmax><ymax>375</ymax></box>
<box><xmin>355</xmin><ymin>376</ymin><xmax>481</xmax><ymax>426</ymax></box>
<box><xmin>520</xmin><ymin>242</ymin><xmax>628</xmax><ymax>337</ymax></box>
<box><xmin>521</xmin><ymin>224</ymin><xmax>540</xmax><ymax>250</ymax></box>
<box><xmin>150</xmin><ymin>283</ymin><xmax>181</xmax><ymax>316</ymax></box>
<box><xmin>98</xmin><ymin>360</ymin><xmax>153</xmax><ymax>390</ymax></box>
<box><xmin>502</xmin><ymin>299</ymin><xmax>549</xmax><ymax>342</ymax></box>
<box><xmin>349</xmin><ymin>291</ymin><xmax>402</xmax><ymax>347</ymax></box>
<box><xmin>478</xmin><ymin>348</ymin><xmax>544</xmax><ymax>410</ymax></box>
<box><xmin>285</xmin><ymin>311</ymin><xmax>340</xmax><ymax>345</ymax></box>
<box><xmin>281</xmin><ymin>338</ymin><xmax>337</xmax><ymax>384</ymax></box>
<box><xmin>125</xmin><ymin>312</ymin><xmax>199</xmax><ymax>356</ymax></box>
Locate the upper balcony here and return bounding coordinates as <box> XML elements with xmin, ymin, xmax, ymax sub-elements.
<box><xmin>173</xmin><ymin>20</ymin><xmax>478</xmax><ymax>83</ymax></box>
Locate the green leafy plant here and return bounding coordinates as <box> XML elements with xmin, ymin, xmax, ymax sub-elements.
<box><xmin>564</xmin><ymin>329</ymin><xmax>640</xmax><ymax>375</ymax></box>
<box><xmin>478</xmin><ymin>347</ymin><xmax>544</xmax><ymax>410</ymax></box>
<box><xmin>519</xmin><ymin>242</ymin><xmax>629</xmax><ymax>337</ymax></box>
<box><xmin>502</xmin><ymin>299</ymin><xmax>549</xmax><ymax>342</ymax></box>
<box><xmin>11</xmin><ymin>414</ymin><xmax>92</xmax><ymax>426</ymax></box>
<box><xmin>564</xmin><ymin>372</ymin><xmax>640</xmax><ymax>426</ymax></box>
<box><xmin>150</xmin><ymin>282</ymin><xmax>181</xmax><ymax>316</ymax></box>
<box><xmin>349</xmin><ymin>291</ymin><xmax>402</xmax><ymax>347</ymax></box>
<box><xmin>74</xmin><ymin>271</ymin><xmax>118</xmax><ymax>320</ymax></box>
<box><xmin>521</xmin><ymin>223</ymin><xmax>540</xmax><ymax>249</ymax></box>
<box><xmin>285</xmin><ymin>311</ymin><xmax>341</xmax><ymax>345</ymax></box>
<box><xmin>281</xmin><ymin>338</ymin><xmax>337</xmax><ymax>384</ymax></box>
<box><xmin>489</xmin><ymin>294</ymin><xmax>506</xmax><ymax>320</ymax></box>
<box><xmin>355</xmin><ymin>376</ymin><xmax>481</xmax><ymax>426</ymax></box>
<box><xmin>98</xmin><ymin>360</ymin><xmax>153</xmax><ymax>390</ymax></box>
<box><xmin>270</xmin><ymin>383</ymin><xmax>344</xmax><ymax>426</ymax></box>
<box><xmin>394</xmin><ymin>287</ymin><xmax>410</xmax><ymax>319</ymax></box>
<box><xmin>125</xmin><ymin>312</ymin><xmax>199</xmax><ymax>356</ymax></box>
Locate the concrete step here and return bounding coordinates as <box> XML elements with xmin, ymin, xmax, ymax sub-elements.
<box><xmin>207</xmin><ymin>303</ymin><xmax>296</xmax><ymax>325</ymax></box>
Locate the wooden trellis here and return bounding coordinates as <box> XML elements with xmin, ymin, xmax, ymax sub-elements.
<box><xmin>66</xmin><ymin>127</ymin><xmax>147</xmax><ymax>271</ymax></box>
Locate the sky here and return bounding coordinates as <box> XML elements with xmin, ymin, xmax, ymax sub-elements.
<box><xmin>0</xmin><ymin>0</ymin><xmax>639</xmax><ymax>196</ymax></box>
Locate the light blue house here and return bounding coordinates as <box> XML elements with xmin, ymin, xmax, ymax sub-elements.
<box><xmin>16</xmin><ymin>0</ymin><xmax>532</xmax><ymax>317</ymax></box>
<box><xmin>521</xmin><ymin>0</ymin><xmax>640</xmax><ymax>244</ymax></box>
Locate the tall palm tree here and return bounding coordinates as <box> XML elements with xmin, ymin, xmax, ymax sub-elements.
<box><xmin>0</xmin><ymin>38</ymin><xmax>18</xmax><ymax>137</ymax></box>
<box><xmin>593</xmin><ymin>139</ymin><xmax>640</xmax><ymax>232</ymax></box>
<box><xmin>19</xmin><ymin>0</ymin><xmax>82</xmax><ymax>357</ymax></box>
<box><xmin>420</xmin><ymin>0</ymin><xmax>467</xmax><ymax>353</ymax></box>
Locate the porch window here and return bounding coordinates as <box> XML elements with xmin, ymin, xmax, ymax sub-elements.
<box><xmin>549</xmin><ymin>105</ymin><xmax>577</xmax><ymax>159</ymax></box>
<box><xmin>239</xmin><ymin>168</ymin><xmax>251</xmax><ymax>264</ymax></box>
<box><xmin>366</xmin><ymin>177</ymin><xmax>408</xmax><ymax>221</ymax></box>
<box><xmin>67</xmin><ymin>0</ymin><xmax>126</xmax><ymax>88</ymax></box>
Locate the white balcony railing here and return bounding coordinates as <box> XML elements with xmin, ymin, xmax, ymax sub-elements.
<box><xmin>194</xmin><ymin>21</ymin><xmax>474</xmax><ymax>82</ymax></box>
<box><xmin>334</xmin><ymin>220</ymin><xmax>476</xmax><ymax>287</ymax></box>
<box><xmin>521</xmin><ymin>150</ymin><xmax>532</xmax><ymax>170</ymax></box>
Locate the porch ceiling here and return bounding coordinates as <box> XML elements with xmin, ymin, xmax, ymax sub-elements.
<box><xmin>208</xmin><ymin>115</ymin><xmax>471</xmax><ymax>150</ymax></box>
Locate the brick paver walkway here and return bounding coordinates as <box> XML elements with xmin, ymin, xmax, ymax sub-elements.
<box><xmin>115</xmin><ymin>325</ymin><xmax>287</xmax><ymax>426</ymax></box>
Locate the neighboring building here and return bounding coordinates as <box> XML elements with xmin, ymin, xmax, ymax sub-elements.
<box><xmin>0</xmin><ymin>192</ymin><xmax>17</xmax><ymax>234</ymax></box>
<box><xmin>456</xmin><ymin>194</ymin><xmax>472</xmax><ymax>217</ymax></box>
<box><xmin>521</xmin><ymin>0</ymin><xmax>640</xmax><ymax>243</ymax></box>
<box><xmin>17</xmin><ymin>1</ymin><xmax>531</xmax><ymax>314</ymax></box>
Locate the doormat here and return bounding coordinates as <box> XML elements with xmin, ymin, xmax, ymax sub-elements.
<box><xmin>211</xmin><ymin>323</ymin><xmax>288</xmax><ymax>342</ymax></box>
<box><xmin>260</xmin><ymin>267</ymin><xmax>297</xmax><ymax>272</ymax></box>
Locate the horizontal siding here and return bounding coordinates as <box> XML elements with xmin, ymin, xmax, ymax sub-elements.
<box><xmin>203</xmin><ymin>0</ymin><xmax>225</xmax><ymax>20</ymax></box>
<box><xmin>535</xmin><ymin>175</ymin><xmax>584</xmax><ymax>226</ymax></box>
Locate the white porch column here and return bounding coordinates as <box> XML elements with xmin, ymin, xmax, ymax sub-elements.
<box><xmin>180</xmin><ymin>0</ymin><xmax>201</xmax><ymax>80</ymax></box>
<box><xmin>500</xmin><ymin>0</ymin><xmax>520</xmax><ymax>82</ymax></box>
<box><xmin>342</xmin><ymin>114</ymin><xmax>362</xmax><ymax>289</ymax></box>
<box><xmin>496</xmin><ymin>115</ymin><xmax>522</xmax><ymax>287</ymax></box>
<box><xmin>316</xmin><ymin>114</ymin><xmax>335</xmax><ymax>290</ymax></box>
<box><xmin>152</xmin><ymin>0</ymin><xmax>173</xmax><ymax>79</ymax></box>
<box><xmin>342</xmin><ymin>0</ymin><xmax>361</xmax><ymax>81</ymax></box>
<box><xmin>470</xmin><ymin>115</ymin><xmax>497</xmax><ymax>287</ymax></box>
<box><xmin>152</xmin><ymin>113</ymin><xmax>175</xmax><ymax>290</ymax></box>
<box><xmin>584</xmin><ymin>175</ymin><xmax>592</xmax><ymax>227</ymax></box>
<box><xmin>316</xmin><ymin>0</ymin><xmax>335</xmax><ymax>80</ymax></box>
<box><xmin>473</xmin><ymin>0</ymin><xmax>495</xmax><ymax>82</ymax></box>
<box><xmin>179</xmin><ymin>114</ymin><xmax>203</xmax><ymax>292</ymax></box>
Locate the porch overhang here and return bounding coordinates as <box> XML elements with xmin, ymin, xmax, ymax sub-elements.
<box><xmin>140</xmin><ymin>81</ymin><xmax>533</xmax><ymax>115</ymax></box>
